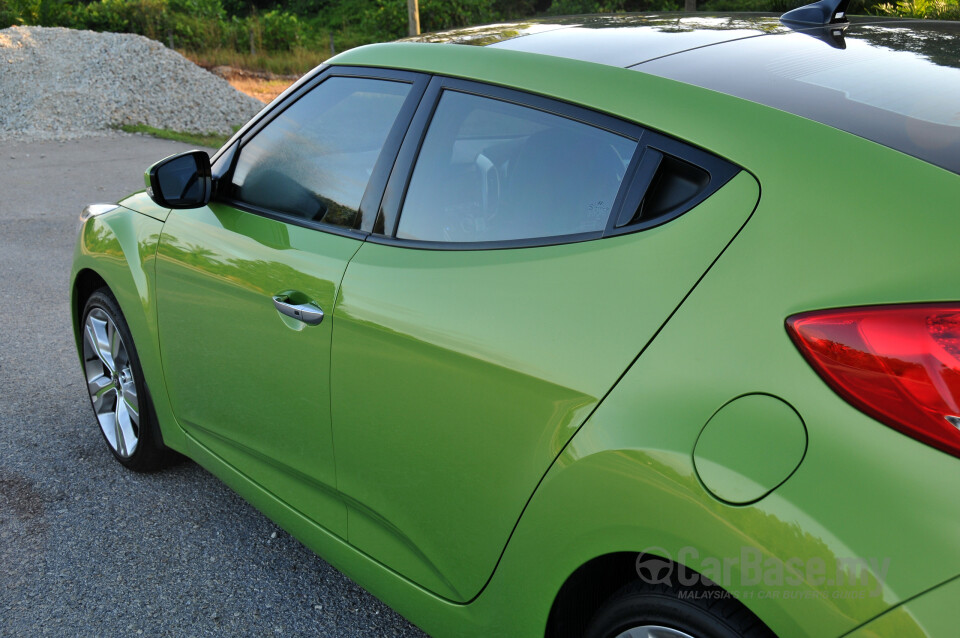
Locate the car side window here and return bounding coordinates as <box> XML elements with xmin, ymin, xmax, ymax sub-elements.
<box><xmin>229</xmin><ymin>76</ymin><xmax>411</xmax><ymax>228</ymax></box>
<box><xmin>396</xmin><ymin>90</ymin><xmax>637</xmax><ymax>243</ymax></box>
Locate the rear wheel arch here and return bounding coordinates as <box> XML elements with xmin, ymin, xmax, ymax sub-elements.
<box><xmin>546</xmin><ymin>552</ymin><xmax>639</xmax><ymax>637</ymax></box>
<box><xmin>547</xmin><ymin>552</ymin><xmax>776</xmax><ymax>638</ymax></box>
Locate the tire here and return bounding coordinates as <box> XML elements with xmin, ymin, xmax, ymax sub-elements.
<box><xmin>80</xmin><ymin>288</ymin><xmax>168</xmax><ymax>472</ymax></box>
<box><xmin>584</xmin><ymin>580</ymin><xmax>776</xmax><ymax>638</ymax></box>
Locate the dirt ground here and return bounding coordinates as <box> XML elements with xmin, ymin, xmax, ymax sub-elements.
<box><xmin>208</xmin><ymin>65</ymin><xmax>297</xmax><ymax>104</ymax></box>
<box><xmin>228</xmin><ymin>75</ymin><xmax>295</xmax><ymax>103</ymax></box>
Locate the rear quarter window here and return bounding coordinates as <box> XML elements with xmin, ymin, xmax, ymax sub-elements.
<box><xmin>396</xmin><ymin>90</ymin><xmax>638</xmax><ymax>243</ymax></box>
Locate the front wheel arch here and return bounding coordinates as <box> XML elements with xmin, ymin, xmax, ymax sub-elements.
<box><xmin>80</xmin><ymin>287</ymin><xmax>172</xmax><ymax>471</ymax></box>
<box><xmin>73</xmin><ymin>268</ymin><xmax>180</xmax><ymax>464</ymax></box>
<box><xmin>72</xmin><ymin>268</ymin><xmax>109</xmax><ymax>348</ymax></box>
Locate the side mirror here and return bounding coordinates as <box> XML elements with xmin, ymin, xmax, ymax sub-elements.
<box><xmin>145</xmin><ymin>150</ymin><xmax>212</xmax><ymax>209</ymax></box>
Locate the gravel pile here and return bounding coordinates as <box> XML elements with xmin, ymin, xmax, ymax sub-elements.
<box><xmin>0</xmin><ymin>26</ymin><xmax>264</xmax><ymax>142</ymax></box>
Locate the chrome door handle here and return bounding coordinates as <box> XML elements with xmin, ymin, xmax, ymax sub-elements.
<box><xmin>272</xmin><ymin>295</ymin><xmax>324</xmax><ymax>325</ymax></box>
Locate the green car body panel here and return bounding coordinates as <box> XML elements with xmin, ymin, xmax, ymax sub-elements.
<box><xmin>72</xmin><ymin>202</ymin><xmax>186</xmax><ymax>454</ymax></box>
<box><xmin>69</xmin><ymin>37</ymin><xmax>960</xmax><ymax>638</ymax></box>
<box><xmin>332</xmin><ymin>172</ymin><xmax>759</xmax><ymax>600</ymax></box>
<box><xmin>692</xmin><ymin>393</ymin><xmax>808</xmax><ymax>505</ymax></box>
<box><xmin>154</xmin><ymin>203</ymin><xmax>364</xmax><ymax>539</ymax></box>
<box><xmin>844</xmin><ymin>576</ymin><xmax>960</xmax><ymax>638</ymax></box>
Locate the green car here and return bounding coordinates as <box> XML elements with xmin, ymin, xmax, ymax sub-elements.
<box><xmin>71</xmin><ymin>2</ymin><xmax>960</xmax><ymax>636</ymax></box>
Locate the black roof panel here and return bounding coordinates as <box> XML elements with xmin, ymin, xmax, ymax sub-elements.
<box><xmin>635</xmin><ymin>19</ymin><xmax>960</xmax><ymax>174</ymax></box>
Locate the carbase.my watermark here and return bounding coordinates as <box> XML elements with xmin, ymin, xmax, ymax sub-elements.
<box><xmin>636</xmin><ymin>546</ymin><xmax>889</xmax><ymax>598</ymax></box>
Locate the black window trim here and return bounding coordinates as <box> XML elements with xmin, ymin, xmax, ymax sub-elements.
<box><xmin>371</xmin><ymin>75</ymin><xmax>741</xmax><ymax>252</ymax></box>
<box><xmin>212</xmin><ymin>65</ymin><xmax>430</xmax><ymax>238</ymax></box>
<box><xmin>372</xmin><ymin>76</ymin><xmax>647</xmax><ymax>250</ymax></box>
<box><xmin>208</xmin><ymin>63</ymin><xmax>329</xmax><ymax>167</ymax></box>
<box><xmin>604</xmin><ymin>132</ymin><xmax>740</xmax><ymax>238</ymax></box>
<box><xmin>210</xmin><ymin>66</ymin><xmax>741</xmax><ymax>249</ymax></box>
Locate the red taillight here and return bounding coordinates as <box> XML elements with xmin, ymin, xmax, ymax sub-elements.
<box><xmin>787</xmin><ymin>304</ymin><xmax>960</xmax><ymax>459</ymax></box>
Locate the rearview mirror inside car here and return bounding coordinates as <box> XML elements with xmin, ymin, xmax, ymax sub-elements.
<box><xmin>146</xmin><ymin>150</ymin><xmax>212</xmax><ymax>209</ymax></box>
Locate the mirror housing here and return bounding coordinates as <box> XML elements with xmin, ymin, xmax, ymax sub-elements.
<box><xmin>145</xmin><ymin>150</ymin><xmax>212</xmax><ymax>209</ymax></box>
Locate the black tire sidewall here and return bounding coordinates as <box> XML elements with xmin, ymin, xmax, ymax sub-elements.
<box><xmin>585</xmin><ymin>581</ymin><xmax>770</xmax><ymax>638</ymax></box>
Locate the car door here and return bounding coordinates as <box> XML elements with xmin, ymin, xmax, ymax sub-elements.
<box><xmin>155</xmin><ymin>68</ymin><xmax>426</xmax><ymax>538</ymax></box>
<box><xmin>330</xmin><ymin>78</ymin><xmax>761</xmax><ymax>600</ymax></box>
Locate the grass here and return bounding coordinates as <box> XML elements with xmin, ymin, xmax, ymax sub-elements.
<box><xmin>116</xmin><ymin>124</ymin><xmax>236</xmax><ymax>149</ymax></box>
<box><xmin>181</xmin><ymin>46</ymin><xmax>332</xmax><ymax>77</ymax></box>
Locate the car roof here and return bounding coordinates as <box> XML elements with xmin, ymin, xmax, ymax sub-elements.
<box><xmin>405</xmin><ymin>14</ymin><xmax>795</xmax><ymax>67</ymax></box>
<box><xmin>405</xmin><ymin>14</ymin><xmax>960</xmax><ymax>175</ymax></box>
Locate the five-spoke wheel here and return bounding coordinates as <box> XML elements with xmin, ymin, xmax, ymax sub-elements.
<box><xmin>81</xmin><ymin>289</ymin><xmax>167</xmax><ymax>471</ymax></box>
<box><xmin>83</xmin><ymin>306</ymin><xmax>141</xmax><ymax>457</ymax></box>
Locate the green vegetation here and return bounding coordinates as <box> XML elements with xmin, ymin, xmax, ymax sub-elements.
<box><xmin>117</xmin><ymin>123</ymin><xmax>235</xmax><ymax>147</ymax></box>
<box><xmin>182</xmin><ymin>45</ymin><xmax>327</xmax><ymax>76</ymax></box>
<box><xmin>875</xmin><ymin>0</ymin><xmax>959</xmax><ymax>18</ymax></box>
<box><xmin>1</xmin><ymin>0</ymin><xmax>957</xmax><ymax>76</ymax></box>
<box><xmin>0</xmin><ymin>0</ymin><xmax>530</xmax><ymax>59</ymax></box>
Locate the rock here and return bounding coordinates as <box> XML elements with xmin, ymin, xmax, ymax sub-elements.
<box><xmin>0</xmin><ymin>26</ymin><xmax>263</xmax><ymax>142</ymax></box>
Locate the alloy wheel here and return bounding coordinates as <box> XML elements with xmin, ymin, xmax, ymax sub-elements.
<box><xmin>615</xmin><ymin>628</ymin><xmax>696</xmax><ymax>638</ymax></box>
<box><xmin>82</xmin><ymin>307</ymin><xmax>140</xmax><ymax>457</ymax></box>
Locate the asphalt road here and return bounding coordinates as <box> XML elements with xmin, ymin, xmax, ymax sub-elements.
<box><xmin>0</xmin><ymin>135</ymin><xmax>426</xmax><ymax>637</ymax></box>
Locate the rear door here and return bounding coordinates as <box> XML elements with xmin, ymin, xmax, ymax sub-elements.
<box><xmin>155</xmin><ymin>69</ymin><xmax>426</xmax><ymax>537</ymax></box>
<box><xmin>330</xmin><ymin>77</ymin><xmax>761</xmax><ymax>600</ymax></box>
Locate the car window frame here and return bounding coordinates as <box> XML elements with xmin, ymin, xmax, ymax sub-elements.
<box><xmin>603</xmin><ymin>130</ymin><xmax>740</xmax><ymax>238</ymax></box>
<box><xmin>371</xmin><ymin>76</ymin><xmax>650</xmax><ymax>251</ymax></box>
<box><xmin>213</xmin><ymin>66</ymin><xmax>430</xmax><ymax>240</ymax></box>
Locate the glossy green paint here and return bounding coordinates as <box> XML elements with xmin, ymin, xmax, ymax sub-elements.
<box><xmin>843</xmin><ymin>576</ymin><xmax>960</xmax><ymax>638</ymax></box>
<box><xmin>331</xmin><ymin>172</ymin><xmax>760</xmax><ymax>601</ymax></box>
<box><xmin>530</xmin><ymin>96</ymin><xmax>960</xmax><ymax>635</ymax></box>
<box><xmin>461</xmin><ymin>130</ymin><xmax>960</xmax><ymax>634</ymax></box>
<box><xmin>119</xmin><ymin>191</ymin><xmax>172</xmax><ymax>223</ymax></box>
<box><xmin>69</xmin><ymin>42</ymin><xmax>960</xmax><ymax>638</ymax></box>
<box><xmin>154</xmin><ymin>203</ymin><xmax>363</xmax><ymax>538</ymax></box>
<box><xmin>323</xmin><ymin>45</ymin><xmax>958</xmax><ymax>636</ymax></box>
<box><xmin>693</xmin><ymin>394</ymin><xmax>807</xmax><ymax>504</ymax></box>
<box><xmin>71</xmin><ymin>204</ymin><xmax>187</xmax><ymax>454</ymax></box>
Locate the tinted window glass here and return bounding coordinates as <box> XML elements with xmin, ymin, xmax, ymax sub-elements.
<box><xmin>397</xmin><ymin>91</ymin><xmax>637</xmax><ymax>243</ymax></box>
<box><xmin>231</xmin><ymin>77</ymin><xmax>411</xmax><ymax>227</ymax></box>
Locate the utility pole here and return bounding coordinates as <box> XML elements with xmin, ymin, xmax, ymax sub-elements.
<box><xmin>408</xmin><ymin>0</ymin><xmax>420</xmax><ymax>36</ymax></box>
